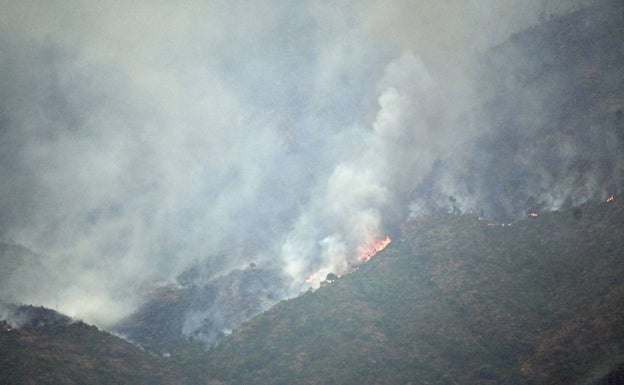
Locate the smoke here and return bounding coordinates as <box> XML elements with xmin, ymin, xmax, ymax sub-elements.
<box><xmin>0</xmin><ymin>303</ymin><xmax>72</xmax><ymax>330</ymax></box>
<box><xmin>351</xmin><ymin>0</ymin><xmax>593</xmax><ymax>63</ymax></box>
<box><xmin>280</xmin><ymin>51</ymin><xmax>474</xmax><ymax>281</ymax></box>
<box><xmin>0</xmin><ymin>0</ymin><xmax>620</xmax><ymax>331</ymax></box>
<box><xmin>0</xmin><ymin>0</ymin><xmax>390</xmax><ymax>325</ymax></box>
<box><xmin>405</xmin><ymin>0</ymin><xmax>624</xmax><ymax>221</ymax></box>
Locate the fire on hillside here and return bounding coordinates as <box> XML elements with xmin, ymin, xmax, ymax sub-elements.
<box><xmin>357</xmin><ymin>236</ymin><xmax>392</xmax><ymax>262</ymax></box>
<box><xmin>305</xmin><ymin>236</ymin><xmax>392</xmax><ymax>286</ymax></box>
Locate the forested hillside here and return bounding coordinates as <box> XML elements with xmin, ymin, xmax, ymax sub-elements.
<box><xmin>200</xmin><ymin>198</ymin><xmax>624</xmax><ymax>384</ymax></box>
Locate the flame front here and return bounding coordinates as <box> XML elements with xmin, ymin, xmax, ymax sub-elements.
<box><xmin>304</xmin><ymin>236</ymin><xmax>391</xmax><ymax>287</ymax></box>
<box><xmin>357</xmin><ymin>236</ymin><xmax>392</xmax><ymax>262</ymax></box>
<box><xmin>305</xmin><ymin>268</ymin><xmax>326</xmax><ymax>283</ymax></box>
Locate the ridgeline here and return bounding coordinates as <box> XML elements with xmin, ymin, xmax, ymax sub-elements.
<box><xmin>201</xmin><ymin>198</ymin><xmax>624</xmax><ymax>384</ymax></box>
<box><xmin>1</xmin><ymin>198</ymin><xmax>624</xmax><ymax>384</ymax></box>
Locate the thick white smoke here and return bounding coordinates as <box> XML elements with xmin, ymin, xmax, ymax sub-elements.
<box><xmin>281</xmin><ymin>51</ymin><xmax>475</xmax><ymax>284</ymax></box>
<box><xmin>0</xmin><ymin>0</ymin><xmax>616</xmax><ymax>329</ymax></box>
<box><xmin>0</xmin><ymin>0</ymin><xmax>391</xmax><ymax>325</ymax></box>
<box><xmin>279</xmin><ymin>0</ymin><xmax>596</xmax><ymax>283</ymax></box>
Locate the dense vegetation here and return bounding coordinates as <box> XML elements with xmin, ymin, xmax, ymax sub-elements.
<box><xmin>1</xmin><ymin>198</ymin><xmax>623</xmax><ymax>384</ymax></box>
<box><xmin>0</xmin><ymin>320</ymin><xmax>190</xmax><ymax>385</ymax></box>
<box><xmin>1</xmin><ymin>2</ymin><xmax>624</xmax><ymax>384</ymax></box>
<box><xmin>200</xmin><ymin>198</ymin><xmax>624</xmax><ymax>384</ymax></box>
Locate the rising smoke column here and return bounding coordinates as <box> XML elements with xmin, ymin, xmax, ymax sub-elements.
<box><xmin>0</xmin><ymin>0</ymin><xmax>608</xmax><ymax>330</ymax></box>
<box><xmin>281</xmin><ymin>0</ymin><xmax>614</xmax><ymax>284</ymax></box>
<box><xmin>0</xmin><ymin>0</ymin><xmax>390</xmax><ymax>325</ymax></box>
<box><xmin>281</xmin><ymin>51</ymin><xmax>476</xmax><ymax>286</ymax></box>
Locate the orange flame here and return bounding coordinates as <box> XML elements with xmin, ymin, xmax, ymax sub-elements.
<box><xmin>357</xmin><ymin>236</ymin><xmax>392</xmax><ymax>262</ymax></box>
<box><xmin>305</xmin><ymin>236</ymin><xmax>392</xmax><ymax>284</ymax></box>
<box><xmin>305</xmin><ymin>269</ymin><xmax>326</xmax><ymax>283</ymax></box>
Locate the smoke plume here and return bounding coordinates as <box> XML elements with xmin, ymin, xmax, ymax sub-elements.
<box><xmin>0</xmin><ymin>0</ymin><xmax>620</xmax><ymax>333</ymax></box>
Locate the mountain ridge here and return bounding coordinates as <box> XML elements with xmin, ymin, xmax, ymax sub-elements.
<box><xmin>199</xmin><ymin>197</ymin><xmax>624</xmax><ymax>385</ymax></box>
<box><xmin>1</xmin><ymin>197</ymin><xmax>623</xmax><ymax>384</ymax></box>
<box><xmin>1</xmin><ymin>1</ymin><xmax>624</xmax><ymax>383</ymax></box>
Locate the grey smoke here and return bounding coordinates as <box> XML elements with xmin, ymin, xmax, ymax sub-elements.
<box><xmin>408</xmin><ymin>0</ymin><xmax>624</xmax><ymax>221</ymax></box>
<box><xmin>0</xmin><ymin>302</ymin><xmax>72</xmax><ymax>330</ymax></box>
<box><xmin>0</xmin><ymin>0</ymin><xmax>618</xmax><ymax>331</ymax></box>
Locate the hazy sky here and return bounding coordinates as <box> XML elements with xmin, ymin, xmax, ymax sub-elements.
<box><xmin>0</xmin><ymin>0</ymin><xmax>609</xmax><ymax>326</ymax></box>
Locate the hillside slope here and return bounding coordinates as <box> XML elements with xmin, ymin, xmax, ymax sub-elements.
<box><xmin>1</xmin><ymin>199</ymin><xmax>622</xmax><ymax>385</ymax></box>
<box><xmin>1</xmin><ymin>2</ymin><xmax>623</xmax><ymax>384</ymax></box>
<box><xmin>415</xmin><ymin>0</ymin><xmax>624</xmax><ymax>220</ymax></box>
<box><xmin>0</xmin><ymin>307</ymin><xmax>193</xmax><ymax>385</ymax></box>
<box><xmin>201</xmin><ymin>198</ymin><xmax>624</xmax><ymax>384</ymax></box>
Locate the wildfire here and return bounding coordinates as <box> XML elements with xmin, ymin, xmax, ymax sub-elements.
<box><xmin>357</xmin><ymin>236</ymin><xmax>392</xmax><ymax>262</ymax></box>
<box><xmin>529</xmin><ymin>212</ymin><xmax>538</xmax><ymax>217</ymax></box>
<box><xmin>607</xmin><ymin>195</ymin><xmax>615</xmax><ymax>203</ymax></box>
<box><xmin>305</xmin><ymin>269</ymin><xmax>326</xmax><ymax>283</ymax></box>
<box><xmin>304</xmin><ymin>236</ymin><xmax>392</xmax><ymax>286</ymax></box>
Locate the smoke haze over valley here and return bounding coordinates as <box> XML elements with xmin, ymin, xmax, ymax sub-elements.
<box><xmin>0</xmin><ymin>0</ymin><xmax>622</xmax><ymax>345</ymax></box>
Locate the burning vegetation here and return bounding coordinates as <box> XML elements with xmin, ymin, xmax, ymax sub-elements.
<box><xmin>357</xmin><ymin>237</ymin><xmax>392</xmax><ymax>262</ymax></box>
<box><xmin>305</xmin><ymin>236</ymin><xmax>393</xmax><ymax>287</ymax></box>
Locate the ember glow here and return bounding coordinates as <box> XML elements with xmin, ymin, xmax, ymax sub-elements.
<box><xmin>357</xmin><ymin>237</ymin><xmax>392</xmax><ymax>262</ymax></box>
<box><xmin>0</xmin><ymin>0</ymin><xmax>619</xmax><ymax>333</ymax></box>
<box><xmin>305</xmin><ymin>269</ymin><xmax>326</xmax><ymax>283</ymax></box>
